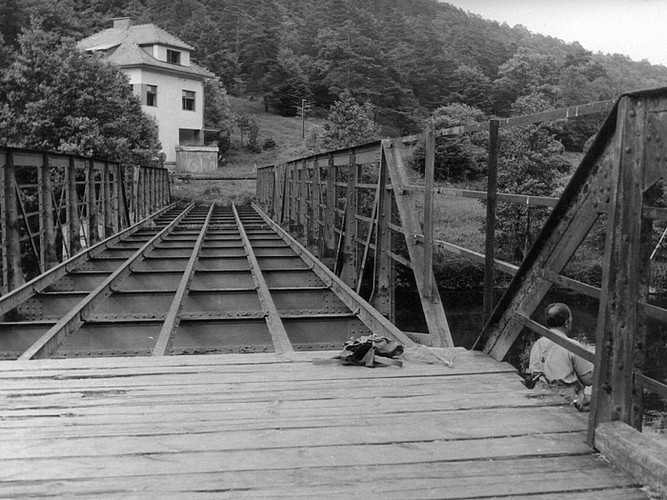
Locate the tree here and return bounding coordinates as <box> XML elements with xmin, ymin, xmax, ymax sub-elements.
<box><xmin>204</xmin><ymin>77</ymin><xmax>232</xmax><ymax>153</ymax></box>
<box><xmin>449</xmin><ymin>64</ymin><xmax>494</xmax><ymax>114</ymax></box>
<box><xmin>492</xmin><ymin>123</ymin><xmax>570</xmax><ymax>261</ymax></box>
<box><xmin>0</xmin><ymin>26</ymin><xmax>160</xmax><ymax>167</ymax></box>
<box><xmin>492</xmin><ymin>47</ymin><xmax>560</xmax><ymax>115</ymax></box>
<box><xmin>320</xmin><ymin>90</ymin><xmax>380</xmax><ymax>150</ymax></box>
<box><xmin>413</xmin><ymin>103</ymin><xmax>488</xmax><ymax>182</ymax></box>
<box><xmin>265</xmin><ymin>49</ymin><xmax>311</xmax><ymax>117</ymax></box>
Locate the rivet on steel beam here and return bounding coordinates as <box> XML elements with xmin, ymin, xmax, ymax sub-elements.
<box><xmin>625</xmin><ymin>147</ymin><xmax>632</xmax><ymax>154</ymax></box>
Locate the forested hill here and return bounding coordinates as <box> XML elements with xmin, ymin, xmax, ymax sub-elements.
<box><xmin>2</xmin><ymin>0</ymin><xmax>667</xmax><ymax>135</ymax></box>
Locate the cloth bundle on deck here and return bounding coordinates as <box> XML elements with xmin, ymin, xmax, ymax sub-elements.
<box><xmin>333</xmin><ymin>335</ymin><xmax>404</xmax><ymax>367</ymax></box>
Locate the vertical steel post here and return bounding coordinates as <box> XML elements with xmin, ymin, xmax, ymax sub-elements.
<box><xmin>424</xmin><ymin>127</ymin><xmax>435</xmax><ymax>300</ymax></box>
<box><xmin>0</xmin><ymin>149</ymin><xmax>7</xmax><ymax>295</ymax></box>
<box><xmin>103</xmin><ymin>162</ymin><xmax>111</xmax><ymax>238</ymax></box>
<box><xmin>39</xmin><ymin>154</ymin><xmax>57</xmax><ymax>271</ymax></box>
<box><xmin>324</xmin><ymin>155</ymin><xmax>336</xmax><ymax>261</ymax></box>
<box><xmin>371</xmin><ymin>150</ymin><xmax>394</xmax><ymax>320</ymax></box>
<box><xmin>67</xmin><ymin>158</ymin><xmax>81</xmax><ymax>255</ymax></box>
<box><xmin>312</xmin><ymin>158</ymin><xmax>322</xmax><ymax>252</ymax></box>
<box><xmin>113</xmin><ymin>163</ymin><xmax>121</xmax><ymax>232</ymax></box>
<box><xmin>589</xmin><ymin>96</ymin><xmax>651</xmax><ymax>442</ymax></box>
<box><xmin>340</xmin><ymin>150</ymin><xmax>358</xmax><ymax>288</ymax></box>
<box><xmin>483</xmin><ymin>119</ymin><xmax>500</xmax><ymax>323</ymax></box>
<box><xmin>87</xmin><ymin>159</ymin><xmax>98</xmax><ymax>245</ymax></box>
<box><xmin>3</xmin><ymin>150</ymin><xmax>24</xmax><ymax>291</ymax></box>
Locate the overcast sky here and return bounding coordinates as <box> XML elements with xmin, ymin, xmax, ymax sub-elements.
<box><xmin>443</xmin><ymin>0</ymin><xmax>667</xmax><ymax>67</ymax></box>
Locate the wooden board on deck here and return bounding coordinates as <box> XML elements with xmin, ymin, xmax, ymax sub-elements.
<box><xmin>0</xmin><ymin>349</ymin><xmax>648</xmax><ymax>499</ymax></box>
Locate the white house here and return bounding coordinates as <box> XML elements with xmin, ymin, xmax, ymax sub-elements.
<box><xmin>77</xmin><ymin>17</ymin><xmax>218</xmax><ymax>172</ymax></box>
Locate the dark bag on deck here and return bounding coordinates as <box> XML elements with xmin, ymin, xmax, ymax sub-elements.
<box><xmin>336</xmin><ymin>335</ymin><xmax>404</xmax><ymax>367</ymax></box>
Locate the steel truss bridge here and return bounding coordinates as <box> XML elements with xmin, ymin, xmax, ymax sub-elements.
<box><xmin>1</xmin><ymin>89</ymin><xmax>666</xmax><ymax>498</ymax></box>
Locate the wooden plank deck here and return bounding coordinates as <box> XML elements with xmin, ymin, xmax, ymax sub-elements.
<box><xmin>0</xmin><ymin>348</ymin><xmax>648</xmax><ymax>499</ymax></box>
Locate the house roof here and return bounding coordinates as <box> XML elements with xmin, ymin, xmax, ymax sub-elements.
<box><xmin>77</xmin><ymin>23</ymin><xmax>214</xmax><ymax>79</ymax></box>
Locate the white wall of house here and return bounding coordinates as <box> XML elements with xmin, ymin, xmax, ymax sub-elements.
<box><xmin>124</xmin><ymin>68</ymin><xmax>204</xmax><ymax>166</ymax></box>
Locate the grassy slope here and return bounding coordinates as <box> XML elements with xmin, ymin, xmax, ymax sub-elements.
<box><xmin>170</xmin><ymin>96</ymin><xmax>323</xmax><ymax>205</ymax></box>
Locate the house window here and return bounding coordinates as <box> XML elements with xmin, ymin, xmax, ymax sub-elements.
<box><xmin>167</xmin><ymin>49</ymin><xmax>181</xmax><ymax>64</ymax></box>
<box><xmin>182</xmin><ymin>90</ymin><xmax>195</xmax><ymax>111</ymax></box>
<box><xmin>146</xmin><ymin>85</ymin><xmax>157</xmax><ymax>107</ymax></box>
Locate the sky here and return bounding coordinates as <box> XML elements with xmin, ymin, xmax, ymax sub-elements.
<box><xmin>442</xmin><ymin>0</ymin><xmax>667</xmax><ymax>67</ymax></box>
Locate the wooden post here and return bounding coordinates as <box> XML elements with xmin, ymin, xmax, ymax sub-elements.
<box><xmin>589</xmin><ymin>96</ymin><xmax>651</xmax><ymax>442</ymax></box>
<box><xmin>423</xmin><ymin>127</ymin><xmax>435</xmax><ymax>300</ymax></box>
<box><xmin>483</xmin><ymin>119</ymin><xmax>500</xmax><ymax>323</ymax></box>
<box><xmin>39</xmin><ymin>154</ymin><xmax>58</xmax><ymax>271</ymax></box>
<box><xmin>3</xmin><ymin>150</ymin><xmax>24</xmax><ymax>291</ymax></box>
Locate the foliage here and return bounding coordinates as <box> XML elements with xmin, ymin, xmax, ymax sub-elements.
<box><xmin>491</xmin><ymin>123</ymin><xmax>570</xmax><ymax>261</ymax></box>
<box><xmin>265</xmin><ymin>49</ymin><xmax>311</xmax><ymax>117</ymax></box>
<box><xmin>6</xmin><ymin>0</ymin><xmax>667</xmax><ymax>143</ymax></box>
<box><xmin>413</xmin><ymin>103</ymin><xmax>488</xmax><ymax>182</ymax></box>
<box><xmin>0</xmin><ymin>26</ymin><xmax>160</xmax><ymax>167</ymax></box>
<box><xmin>320</xmin><ymin>89</ymin><xmax>380</xmax><ymax>150</ymax></box>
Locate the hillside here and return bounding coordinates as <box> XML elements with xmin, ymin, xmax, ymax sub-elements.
<box><xmin>170</xmin><ymin>96</ymin><xmax>324</xmax><ymax>205</ymax></box>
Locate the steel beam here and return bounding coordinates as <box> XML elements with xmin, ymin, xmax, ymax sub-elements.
<box><xmin>252</xmin><ymin>202</ymin><xmax>416</xmax><ymax>349</ymax></box>
<box><xmin>152</xmin><ymin>205</ymin><xmax>214</xmax><ymax>356</ymax></box>
<box><xmin>233</xmin><ymin>204</ymin><xmax>293</xmax><ymax>355</ymax></box>
<box><xmin>18</xmin><ymin>204</ymin><xmax>193</xmax><ymax>359</ymax></box>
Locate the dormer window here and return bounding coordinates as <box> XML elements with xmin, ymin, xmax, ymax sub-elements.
<box><xmin>167</xmin><ymin>49</ymin><xmax>181</xmax><ymax>65</ymax></box>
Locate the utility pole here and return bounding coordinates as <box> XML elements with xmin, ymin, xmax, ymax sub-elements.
<box><xmin>301</xmin><ymin>99</ymin><xmax>306</xmax><ymax>139</ymax></box>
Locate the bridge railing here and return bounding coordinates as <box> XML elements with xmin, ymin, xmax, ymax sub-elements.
<box><xmin>257</xmin><ymin>93</ymin><xmax>667</xmax><ymax>494</ymax></box>
<box><xmin>1</xmin><ymin>146</ymin><xmax>171</xmax><ymax>294</ymax></box>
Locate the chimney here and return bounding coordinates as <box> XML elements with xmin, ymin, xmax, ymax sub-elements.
<box><xmin>113</xmin><ymin>17</ymin><xmax>132</xmax><ymax>29</ymax></box>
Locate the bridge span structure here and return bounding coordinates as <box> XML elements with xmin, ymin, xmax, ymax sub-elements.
<box><xmin>0</xmin><ymin>89</ymin><xmax>666</xmax><ymax>498</ymax></box>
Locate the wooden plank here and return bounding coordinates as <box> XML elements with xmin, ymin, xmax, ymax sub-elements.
<box><xmin>0</xmin><ymin>343</ymin><xmax>645</xmax><ymax>499</ymax></box>
<box><xmin>595</xmin><ymin>421</ymin><xmax>667</xmax><ymax>499</ymax></box>
<box><xmin>0</xmin><ymin>431</ymin><xmax>593</xmax><ymax>482</ymax></box>
<box><xmin>0</xmin><ymin>347</ymin><xmax>509</xmax><ymax>374</ymax></box>
<box><xmin>0</xmin><ymin>453</ymin><xmax>642</xmax><ymax>500</ymax></box>
<box><xmin>0</xmin><ymin>406</ymin><xmax>587</xmax><ymax>454</ymax></box>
